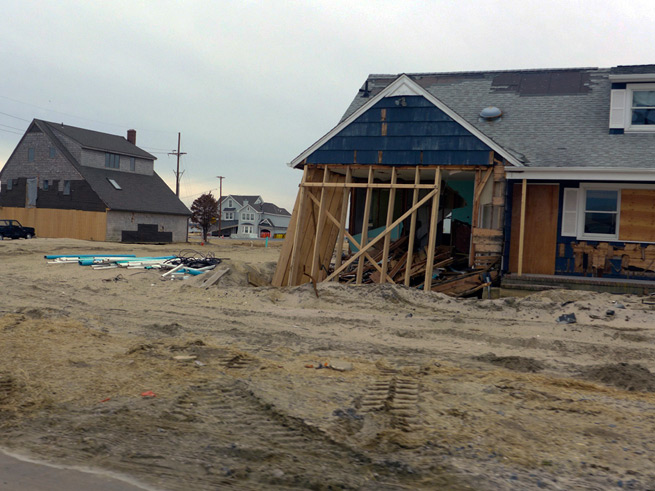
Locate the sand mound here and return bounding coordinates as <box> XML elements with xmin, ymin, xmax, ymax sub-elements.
<box><xmin>474</xmin><ymin>353</ymin><xmax>545</xmax><ymax>372</ymax></box>
<box><xmin>580</xmin><ymin>363</ymin><xmax>655</xmax><ymax>392</ymax></box>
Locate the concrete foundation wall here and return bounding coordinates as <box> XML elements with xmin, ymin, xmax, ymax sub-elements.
<box><xmin>106</xmin><ymin>210</ymin><xmax>188</xmax><ymax>242</ymax></box>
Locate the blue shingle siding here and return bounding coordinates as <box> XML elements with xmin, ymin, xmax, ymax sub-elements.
<box><xmin>306</xmin><ymin>95</ymin><xmax>491</xmax><ymax>166</ymax></box>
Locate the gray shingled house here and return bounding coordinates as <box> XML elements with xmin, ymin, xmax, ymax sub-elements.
<box><xmin>0</xmin><ymin>119</ymin><xmax>190</xmax><ymax>242</ymax></box>
<box><xmin>214</xmin><ymin>194</ymin><xmax>291</xmax><ymax>238</ymax></box>
<box><xmin>274</xmin><ymin>64</ymin><xmax>655</xmax><ymax>289</ymax></box>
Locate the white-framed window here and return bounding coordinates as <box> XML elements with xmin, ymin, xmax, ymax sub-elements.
<box><xmin>579</xmin><ymin>186</ymin><xmax>620</xmax><ymax>240</ymax></box>
<box><xmin>241</xmin><ymin>212</ymin><xmax>254</xmax><ymax>221</ymax></box>
<box><xmin>611</xmin><ymin>84</ymin><xmax>655</xmax><ymax>132</ymax></box>
<box><xmin>628</xmin><ymin>84</ymin><xmax>655</xmax><ymax>130</ymax></box>
<box><xmin>224</xmin><ymin>211</ymin><xmax>233</xmax><ymax>220</ymax></box>
<box><xmin>228</xmin><ymin>199</ymin><xmax>233</xmax><ymax>207</ymax></box>
<box><xmin>242</xmin><ymin>225</ymin><xmax>253</xmax><ymax>234</ymax></box>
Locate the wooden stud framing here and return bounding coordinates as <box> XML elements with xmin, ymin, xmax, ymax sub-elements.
<box><xmin>287</xmin><ymin>167</ymin><xmax>309</xmax><ymax>286</ymax></box>
<box><xmin>356</xmin><ymin>167</ymin><xmax>374</xmax><ymax>284</ymax></box>
<box><xmin>380</xmin><ymin>167</ymin><xmax>397</xmax><ymax>283</ymax></box>
<box><xmin>469</xmin><ymin>166</ymin><xmax>494</xmax><ymax>266</ymax></box>
<box><xmin>423</xmin><ymin>168</ymin><xmax>442</xmax><ymax>290</ymax></box>
<box><xmin>305</xmin><ymin>191</ymin><xmax>393</xmax><ymax>283</ymax></box>
<box><xmin>324</xmin><ymin>187</ymin><xmax>440</xmax><ymax>283</ymax></box>
<box><xmin>517</xmin><ymin>178</ymin><xmax>527</xmax><ymax>276</ymax></box>
<box><xmin>404</xmin><ymin>166</ymin><xmax>421</xmax><ymax>287</ymax></box>
<box><xmin>333</xmin><ymin>167</ymin><xmax>351</xmax><ymax>276</ymax></box>
<box><xmin>310</xmin><ymin>166</ymin><xmax>330</xmax><ymax>279</ymax></box>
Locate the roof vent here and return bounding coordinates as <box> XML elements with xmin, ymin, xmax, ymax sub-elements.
<box><xmin>479</xmin><ymin>106</ymin><xmax>502</xmax><ymax>121</ymax></box>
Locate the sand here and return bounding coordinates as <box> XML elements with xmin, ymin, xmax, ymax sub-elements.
<box><xmin>1</xmin><ymin>237</ymin><xmax>655</xmax><ymax>490</ymax></box>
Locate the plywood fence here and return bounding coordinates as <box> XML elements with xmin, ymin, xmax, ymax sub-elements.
<box><xmin>0</xmin><ymin>207</ymin><xmax>107</xmax><ymax>241</ymax></box>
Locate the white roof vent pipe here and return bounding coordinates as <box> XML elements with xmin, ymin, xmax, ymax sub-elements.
<box><xmin>479</xmin><ymin>106</ymin><xmax>503</xmax><ymax>121</ymax></box>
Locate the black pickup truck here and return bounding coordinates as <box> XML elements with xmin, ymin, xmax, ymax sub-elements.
<box><xmin>0</xmin><ymin>219</ymin><xmax>36</xmax><ymax>239</ymax></box>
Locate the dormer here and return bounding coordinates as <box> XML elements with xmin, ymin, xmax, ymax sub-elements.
<box><xmin>609</xmin><ymin>69</ymin><xmax>655</xmax><ymax>134</ymax></box>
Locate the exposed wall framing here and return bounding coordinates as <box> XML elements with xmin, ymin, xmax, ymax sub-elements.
<box><xmin>273</xmin><ymin>157</ymin><xmax>507</xmax><ymax>294</ymax></box>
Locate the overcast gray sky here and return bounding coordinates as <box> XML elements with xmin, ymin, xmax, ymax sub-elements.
<box><xmin>1</xmin><ymin>0</ymin><xmax>654</xmax><ymax>211</ymax></box>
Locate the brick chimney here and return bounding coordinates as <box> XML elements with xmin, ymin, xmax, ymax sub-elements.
<box><xmin>127</xmin><ymin>129</ymin><xmax>136</xmax><ymax>145</ymax></box>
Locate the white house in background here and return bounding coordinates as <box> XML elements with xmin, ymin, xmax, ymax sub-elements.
<box><xmin>213</xmin><ymin>194</ymin><xmax>291</xmax><ymax>239</ymax></box>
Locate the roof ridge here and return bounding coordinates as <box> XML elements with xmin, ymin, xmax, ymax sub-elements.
<box><xmin>366</xmin><ymin>66</ymin><xmax>606</xmax><ymax>79</ymax></box>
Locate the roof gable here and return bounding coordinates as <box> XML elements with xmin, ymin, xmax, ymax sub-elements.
<box><xmin>38</xmin><ymin>120</ymin><xmax>155</xmax><ymax>160</ymax></box>
<box><xmin>291</xmin><ymin>74</ymin><xmax>523</xmax><ymax>168</ymax></box>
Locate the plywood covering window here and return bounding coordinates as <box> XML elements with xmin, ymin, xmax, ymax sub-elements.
<box><xmin>619</xmin><ymin>189</ymin><xmax>655</xmax><ymax>242</ymax></box>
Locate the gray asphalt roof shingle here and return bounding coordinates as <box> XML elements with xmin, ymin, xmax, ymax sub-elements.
<box><xmin>82</xmin><ymin>167</ymin><xmax>191</xmax><ymax>215</ymax></box>
<box><xmin>341</xmin><ymin>66</ymin><xmax>655</xmax><ymax>169</ymax></box>
<box><xmin>38</xmin><ymin>120</ymin><xmax>156</xmax><ymax>160</ymax></box>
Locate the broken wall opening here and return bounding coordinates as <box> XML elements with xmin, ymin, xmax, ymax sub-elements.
<box><xmin>273</xmin><ymin>160</ymin><xmax>506</xmax><ymax>295</ymax></box>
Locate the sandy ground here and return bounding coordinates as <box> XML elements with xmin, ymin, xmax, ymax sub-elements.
<box><xmin>1</xmin><ymin>237</ymin><xmax>655</xmax><ymax>490</ymax></box>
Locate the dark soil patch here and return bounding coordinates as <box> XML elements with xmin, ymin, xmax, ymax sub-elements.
<box><xmin>580</xmin><ymin>363</ymin><xmax>655</xmax><ymax>392</ymax></box>
<box><xmin>474</xmin><ymin>353</ymin><xmax>545</xmax><ymax>373</ymax></box>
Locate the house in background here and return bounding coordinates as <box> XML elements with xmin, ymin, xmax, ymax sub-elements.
<box><xmin>0</xmin><ymin>119</ymin><xmax>190</xmax><ymax>242</ymax></box>
<box><xmin>274</xmin><ymin>64</ymin><xmax>655</xmax><ymax>292</ymax></box>
<box><xmin>214</xmin><ymin>194</ymin><xmax>291</xmax><ymax>238</ymax></box>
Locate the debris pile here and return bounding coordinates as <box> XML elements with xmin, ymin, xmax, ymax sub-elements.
<box><xmin>336</xmin><ymin>238</ymin><xmax>499</xmax><ymax>297</ymax></box>
<box><xmin>45</xmin><ymin>249</ymin><xmax>222</xmax><ymax>280</ymax></box>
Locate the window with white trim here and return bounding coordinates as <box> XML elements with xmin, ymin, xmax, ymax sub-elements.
<box><xmin>630</xmin><ymin>88</ymin><xmax>655</xmax><ymax>127</ymax></box>
<box><xmin>224</xmin><ymin>211</ymin><xmax>233</xmax><ymax>220</ymax></box>
<box><xmin>242</xmin><ymin>225</ymin><xmax>253</xmax><ymax>234</ymax></box>
<box><xmin>580</xmin><ymin>187</ymin><xmax>619</xmax><ymax>240</ymax></box>
<box><xmin>611</xmin><ymin>84</ymin><xmax>655</xmax><ymax>132</ymax></box>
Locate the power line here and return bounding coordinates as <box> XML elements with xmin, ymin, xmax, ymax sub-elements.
<box><xmin>0</xmin><ymin>110</ymin><xmax>30</xmax><ymax>122</ymax></box>
<box><xmin>0</xmin><ymin>127</ymin><xmax>23</xmax><ymax>135</ymax></box>
<box><xmin>0</xmin><ymin>122</ymin><xmax>25</xmax><ymax>131</ymax></box>
<box><xmin>0</xmin><ymin>95</ymin><xmax>175</xmax><ymax>136</ymax></box>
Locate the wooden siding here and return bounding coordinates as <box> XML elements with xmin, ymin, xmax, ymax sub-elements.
<box><xmin>619</xmin><ymin>189</ymin><xmax>655</xmax><ymax>242</ymax></box>
<box><xmin>0</xmin><ymin>206</ymin><xmax>107</xmax><ymax>241</ymax></box>
<box><xmin>306</xmin><ymin>96</ymin><xmax>492</xmax><ymax>166</ymax></box>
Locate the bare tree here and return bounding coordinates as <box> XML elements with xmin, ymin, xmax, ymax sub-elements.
<box><xmin>191</xmin><ymin>192</ymin><xmax>219</xmax><ymax>242</ymax></box>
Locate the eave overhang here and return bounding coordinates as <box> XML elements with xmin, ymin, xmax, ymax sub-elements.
<box><xmin>506</xmin><ymin>167</ymin><xmax>655</xmax><ymax>181</ymax></box>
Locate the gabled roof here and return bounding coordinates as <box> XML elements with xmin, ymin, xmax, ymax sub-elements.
<box><xmin>82</xmin><ymin>167</ymin><xmax>190</xmax><ymax>215</ymax></box>
<box><xmin>220</xmin><ymin>195</ymin><xmax>262</xmax><ymax>207</ymax></box>
<box><xmin>220</xmin><ymin>195</ymin><xmax>289</xmax><ymax>215</ymax></box>
<box><xmin>261</xmin><ymin>202</ymin><xmax>290</xmax><ymax>215</ymax></box>
<box><xmin>28</xmin><ymin>119</ymin><xmax>189</xmax><ymax>216</ymax></box>
<box><xmin>291</xmin><ymin>65</ymin><xmax>655</xmax><ymax>170</ymax></box>
<box><xmin>36</xmin><ymin>119</ymin><xmax>155</xmax><ymax>160</ymax></box>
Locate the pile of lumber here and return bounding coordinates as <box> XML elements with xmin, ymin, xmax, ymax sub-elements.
<box><xmin>335</xmin><ymin>238</ymin><xmax>500</xmax><ymax>297</ymax></box>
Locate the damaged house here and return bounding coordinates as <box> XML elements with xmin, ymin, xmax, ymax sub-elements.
<box><xmin>0</xmin><ymin>119</ymin><xmax>190</xmax><ymax>242</ymax></box>
<box><xmin>273</xmin><ymin>65</ymin><xmax>655</xmax><ymax>294</ymax></box>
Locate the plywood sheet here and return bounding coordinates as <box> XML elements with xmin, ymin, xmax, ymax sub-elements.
<box><xmin>0</xmin><ymin>207</ymin><xmax>106</xmax><ymax>241</ymax></box>
<box><xmin>508</xmin><ymin>184</ymin><xmax>559</xmax><ymax>274</ymax></box>
<box><xmin>619</xmin><ymin>189</ymin><xmax>655</xmax><ymax>242</ymax></box>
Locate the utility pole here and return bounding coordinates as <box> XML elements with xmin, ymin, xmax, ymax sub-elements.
<box><xmin>216</xmin><ymin>176</ymin><xmax>225</xmax><ymax>237</ymax></box>
<box><xmin>168</xmin><ymin>133</ymin><xmax>186</xmax><ymax>197</ymax></box>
